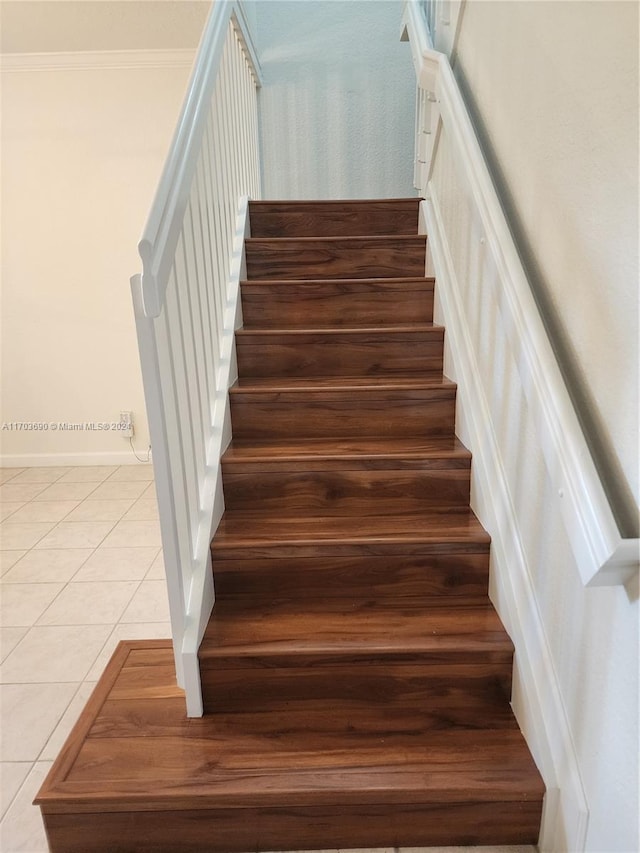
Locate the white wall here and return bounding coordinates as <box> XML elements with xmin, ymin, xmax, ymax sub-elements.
<box><xmin>251</xmin><ymin>0</ymin><xmax>417</xmax><ymax>199</ymax></box>
<box><xmin>424</xmin><ymin>3</ymin><xmax>638</xmax><ymax>851</ymax></box>
<box><xmin>1</xmin><ymin>57</ymin><xmax>193</xmax><ymax>465</ymax></box>
<box><xmin>452</xmin><ymin>0</ymin><xmax>639</xmax><ymax>519</ymax></box>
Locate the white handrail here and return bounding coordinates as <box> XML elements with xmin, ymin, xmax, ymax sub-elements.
<box><xmin>402</xmin><ymin>0</ymin><xmax>638</xmax><ymax>586</ymax></box>
<box><xmin>130</xmin><ymin>0</ymin><xmax>262</xmax><ymax>715</ymax></box>
<box><xmin>139</xmin><ymin>2</ymin><xmax>261</xmax><ymax>318</ymax></box>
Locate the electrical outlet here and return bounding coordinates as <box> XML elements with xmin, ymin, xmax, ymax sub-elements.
<box><xmin>119</xmin><ymin>411</ymin><xmax>134</xmax><ymax>438</ymax></box>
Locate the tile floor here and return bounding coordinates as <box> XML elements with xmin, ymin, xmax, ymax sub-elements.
<box><xmin>0</xmin><ymin>463</ymin><xmax>536</xmax><ymax>853</ymax></box>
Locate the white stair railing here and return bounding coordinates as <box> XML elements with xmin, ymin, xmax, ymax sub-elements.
<box><xmin>402</xmin><ymin>0</ymin><xmax>637</xmax><ymax>588</ymax></box>
<box><xmin>403</xmin><ymin>4</ymin><xmax>638</xmax><ymax>847</ymax></box>
<box><xmin>130</xmin><ymin>0</ymin><xmax>262</xmax><ymax>716</ymax></box>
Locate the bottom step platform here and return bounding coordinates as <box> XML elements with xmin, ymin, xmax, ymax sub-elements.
<box><xmin>36</xmin><ymin>640</ymin><xmax>544</xmax><ymax>853</ymax></box>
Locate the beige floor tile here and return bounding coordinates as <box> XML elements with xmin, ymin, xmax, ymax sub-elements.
<box><xmin>8</xmin><ymin>468</ymin><xmax>70</xmax><ymax>484</ymax></box>
<box><xmin>40</xmin><ymin>682</ymin><xmax>96</xmax><ymax>761</ymax></box>
<box><xmin>101</xmin><ymin>519</ymin><xmax>162</xmax><ymax>548</ymax></box>
<box><xmin>6</xmin><ymin>501</ymin><xmax>78</xmax><ymax>524</ymax></box>
<box><xmin>0</xmin><ymin>469</ymin><xmax>25</xmax><ymax>485</ymax></box>
<box><xmin>86</xmin><ymin>622</ymin><xmax>172</xmax><ymax>680</ymax></box>
<box><xmin>0</xmin><ymin>552</ymin><xmax>27</xmax><ymax>575</ymax></box>
<box><xmin>0</xmin><ymin>625</ymin><xmax>112</xmax><ymax>683</ymax></box>
<box><xmin>0</xmin><ymin>584</ymin><xmax>64</xmax><ymax>627</ymax></box>
<box><xmin>2</xmin><ymin>549</ymin><xmax>93</xmax><ymax>583</ymax></box>
<box><xmin>141</xmin><ymin>482</ymin><xmax>157</xmax><ymax>499</ymax></box>
<box><xmin>107</xmin><ymin>465</ymin><xmax>155</xmax><ymax>482</ymax></box>
<box><xmin>87</xmin><ymin>480</ymin><xmax>149</xmax><ymax>501</ymax></box>
<box><xmin>64</xmin><ymin>498</ymin><xmax>134</xmax><ymax>522</ymax></box>
<box><xmin>120</xmin><ymin>580</ymin><xmax>170</xmax><ymax>623</ymax></box>
<box><xmin>145</xmin><ymin>549</ymin><xmax>165</xmax><ymax>579</ymax></box>
<box><xmin>122</xmin><ymin>498</ymin><xmax>159</xmax><ymax>521</ymax></box>
<box><xmin>0</xmin><ymin>505</ymin><xmax>25</xmax><ymax>522</ymax></box>
<box><xmin>0</xmin><ymin>484</ymin><xmax>48</xmax><ymax>503</ymax></box>
<box><xmin>56</xmin><ymin>466</ymin><xmax>119</xmax><ymax>483</ymax></box>
<box><xmin>0</xmin><ymin>684</ymin><xmax>76</xmax><ymax>760</ymax></box>
<box><xmin>0</xmin><ymin>760</ymin><xmax>52</xmax><ymax>851</ymax></box>
<box><xmin>73</xmin><ymin>546</ymin><xmax>158</xmax><ymax>582</ymax></box>
<box><xmin>0</xmin><ymin>762</ymin><xmax>32</xmax><ymax>820</ymax></box>
<box><xmin>36</xmin><ymin>581</ymin><xmax>139</xmax><ymax>626</ymax></box>
<box><xmin>0</xmin><ymin>523</ymin><xmax>55</xmax><ymax>551</ymax></box>
<box><xmin>34</xmin><ymin>521</ymin><xmax>115</xmax><ymax>550</ymax></box>
<box><xmin>0</xmin><ymin>628</ymin><xmax>29</xmax><ymax>663</ymax></box>
<box><xmin>32</xmin><ymin>482</ymin><xmax>100</xmax><ymax>502</ymax></box>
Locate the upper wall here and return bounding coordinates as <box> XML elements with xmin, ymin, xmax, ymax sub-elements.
<box><xmin>451</xmin><ymin>1</ymin><xmax>639</xmax><ymax>516</ymax></box>
<box><xmin>1</xmin><ymin>58</ymin><xmax>192</xmax><ymax>464</ymax></box>
<box><xmin>251</xmin><ymin>0</ymin><xmax>417</xmax><ymax>199</ymax></box>
<box><xmin>0</xmin><ymin>1</ymin><xmax>211</xmax><ymax>53</ymax></box>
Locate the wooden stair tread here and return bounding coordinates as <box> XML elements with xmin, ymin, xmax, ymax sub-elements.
<box><xmin>222</xmin><ymin>436</ymin><xmax>471</xmax><ymax>465</ymax></box>
<box><xmin>235</xmin><ymin>324</ymin><xmax>441</xmax><ymax>337</ymax></box>
<box><xmin>231</xmin><ymin>374</ymin><xmax>453</xmax><ymax>392</ymax></box>
<box><xmin>241</xmin><ymin>275</ymin><xmax>435</xmax><ymax>286</ymax></box>
<box><xmin>246</xmin><ymin>234</ymin><xmax>427</xmax><ymax>245</ymax></box>
<box><xmin>56</xmin><ymin>736</ymin><xmax>543</xmax><ymax>805</ymax></box>
<box><xmin>199</xmin><ymin>599</ymin><xmax>513</xmax><ymax>661</ymax></box>
<box><xmin>38</xmin><ymin>642</ymin><xmax>543</xmax><ymax>813</ymax></box>
<box><xmin>212</xmin><ymin>509</ymin><xmax>490</xmax><ymax>551</ymax></box>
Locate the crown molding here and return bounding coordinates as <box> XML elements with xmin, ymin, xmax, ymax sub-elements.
<box><xmin>0</xmin><ymin>49</ymin><xmax>196</xmax><ymax>73</ymax></box>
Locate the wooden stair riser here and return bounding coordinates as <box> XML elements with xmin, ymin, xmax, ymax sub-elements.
<box><xmin>235</xmin><ymin>328</ymin><xmax>444</xmax><ymax>378</ymax></box>
<box><xmin>198</xmin><ymin>599</ymin><xmax>514</xmax><ymax>715</ymax></box>
<box><xmin>229</xmin><ymin>387</ymin><xmax>457</xmax><ymax>439</ymax></box>
<box><xmin>240</xmin><ymin>278</ymin><xmax>435</xmax><ymax>328</ymax></box>
<box><xmin>201</xmin><ymin>665</ymin><xmax>513</xmax><ymax>716</ymax></box>
<box><xmin>43</xmin><ymin>800</ymin><xmax>543</xmax><ymax>852</ymax></box>
<box><xmin>245</xmin><ymin>236</ymin><xmax>427</xmax><ymax>280</ymax></box>
<box><xmin>221</xmin><ymin>468</ymin><xmax>470</xmax><ymax>515</ymax></box>
<box><xmin>249</xmin><ymin>198</ymin><xmax>421</xmax><ymax>237</ymax></box>
<box><xmin>212</xmin><ymin>553</ymin><xmax>490</xmax><ymax>602</ymax></box>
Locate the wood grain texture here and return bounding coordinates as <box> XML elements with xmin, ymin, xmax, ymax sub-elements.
<box><xmin>211</xmin><ymin>508</ymin><xmax>491</xmax><ymax>558</ymax></box>
<box><xmin>37</xmin><ymin>642</ymin><xmax>542</xmax><ymax>850</ymax></box>
<box><xmin>222</xmin><ymin>435</ymin><xmax>471</xmax><ymax>467</ymax></box>
<box><xmin>229</xmin><ymin>379</ymin><xmax>457</xmax><ymax>439</ymax></box>
<box><xmin>222</xmin><ymin>468</ymin><xmax>470</xmax><ymax>515</ymax></box>
<box><xmin>245</xmin><ymin>236</ymin><xmax>427</xmax><ymax>280</ymax></box>
<box><xmin>42</xmin><ymin>801</ymin><xmax>543</xmax><ymax>852</ymax></box>
<box><xmin>249</xmin><ymin>198</ymin><xmax>421</xmax><ymax>237</ymax></box>
<box><xmin>199</xmin><ymin>665</ymin><xmax>515</xmax><ymax>715</ymax></box>
<box><xmin>235</xmin><ymin>325</ymin><xmax>444</xmax><ymax>377</ymax></box>
<box><xmin>199</xmin><ymin>598</ymin><xmax>514</xmax><ymax>665</ymax></box>
<box><xmin>240</xmin><ymin>277</ymin><xmax>435</xmax><ymax>328</ymax></box>
<box><xmin>37</xmin><ymin>200</ymin><xmax>544</xmax><ymax>852</ymax></box>
<box><xmin>212</xmin><ymin>552</ymin><xmax>490</xmax><ymax>601</ymax></box>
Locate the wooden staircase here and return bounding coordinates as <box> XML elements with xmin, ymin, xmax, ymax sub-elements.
<box><xmin>36</xmin><ymin>198</ymin><xmax>544</xmax><ymax>852</ymax></box>
<box><xmin>201</xmin><ymin>198</ymin><xmax>545</xmax><ymax>847</ymax></box>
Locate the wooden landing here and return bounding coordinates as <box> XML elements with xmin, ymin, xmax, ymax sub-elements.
<box><xmin>36</xmin><ymin>639</ymin><xmax>544</xmax><ymax>853</ymax></box>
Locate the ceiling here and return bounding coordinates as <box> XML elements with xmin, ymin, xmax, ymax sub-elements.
<box><xmin>0</xmin><ymin>0</ymin><xmax>212</xmax><ymax>54</ymax></box>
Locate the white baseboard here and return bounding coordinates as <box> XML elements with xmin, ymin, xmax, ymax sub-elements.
<box><xmin>425</xmin><ymin>194</ymin><xmax>589</xmax><ymax>852</ymax></box>
<box><xmin>0</xmin><ymin>451</ymin><xmax>149</xmax><ymax>468</ymax></box>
